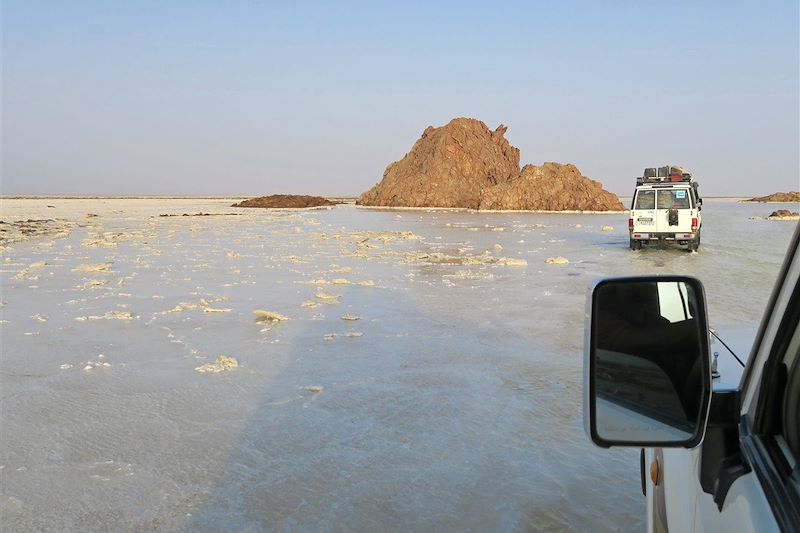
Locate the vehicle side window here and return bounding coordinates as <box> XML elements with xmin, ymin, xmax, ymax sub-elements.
<box><xmin>635</xmin><ymin>190</ymin><xmax>655</xmax><ymax>209</ymax></box>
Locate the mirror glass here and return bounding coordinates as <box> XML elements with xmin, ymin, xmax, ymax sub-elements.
<box><xmin>592</xmin><ymin>280</ymin><xmax>706</xmax><ymax>444</ymax></box>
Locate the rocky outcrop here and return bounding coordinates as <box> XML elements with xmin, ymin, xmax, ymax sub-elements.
<box><xmin>767</xmin><ymin>209</ymin><xmax>800</xmax><ymax>220</ymax></box>
<box><xmin>358</xmin><ymin>118</ymin><xmax>520</xmax><ymax>209</ymax></box>
<box><xmin>479</xmin><ymin>163</ymin><xmax>624</xmax><ymax>211</ymax></box>
<box><xmin>744</xmin><ymin>192</ymin><xmax>800</xmax><ymax>203</ymax></box>
<box><xmin>357</xmin><ymin>118</ymin><xmax>622</xmax><ymax>211</ymax></box>
<box><xmin>232</xmin><ymin>195</ymin><xmax>334</xmax><ymax>208</ymax></box>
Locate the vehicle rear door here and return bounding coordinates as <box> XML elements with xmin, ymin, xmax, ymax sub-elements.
<box><xmin>632</xmin><ymin>189</ymin><xmax>656</xmax><ymax>234</ymax></box>
<box><xmin>655</xmin><ymin>188</ymin><xmax>693</xmax><ymax>234</ymax></box>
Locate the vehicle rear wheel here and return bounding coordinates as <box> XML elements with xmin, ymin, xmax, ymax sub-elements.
<box><xmin>630</xmin><ymin>238</ymin><xmax>641</xmax><ymax>250</ymax></box>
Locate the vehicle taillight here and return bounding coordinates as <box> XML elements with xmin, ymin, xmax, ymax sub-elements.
<box><xmin>628</xmin><ymin>218</ymin><xmax>634</xmax><ymax>233</ymax></box>
<box><xmin>691</xmin><ymin>217</ymin><xmax>698</xmax><ymax>232</ymax></box>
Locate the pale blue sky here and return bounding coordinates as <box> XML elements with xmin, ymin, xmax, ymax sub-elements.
<box><xmin>2</xmin><ymin>1</ymin><xmax>798</xmax><ymax>196</ymax></box>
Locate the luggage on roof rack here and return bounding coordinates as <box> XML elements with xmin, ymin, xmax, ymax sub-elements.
<box><xmin>636</xmin><ymin>165</ymin><xmax>694</xmax><ymax>186</ymax></box>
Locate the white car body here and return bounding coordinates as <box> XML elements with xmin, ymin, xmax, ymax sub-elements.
<box><xmin>629</xmin><ymin>183</ymin><xmax>701</xmax><ymax>250</ymax></box>
<box><xmin>585</xmin><ymin>224</ymin><xmax>800</xmax><ymax>532</ymax></box>
<box><xmin>645</xmin><ymin>326</ymin><xmax>778</xmax><ymax>532</ymax></box>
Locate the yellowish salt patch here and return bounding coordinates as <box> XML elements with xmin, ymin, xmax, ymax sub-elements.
<box><xmin>303</xmin><ymin>386</ymin><xmax>324</xmax><ymax>393</ymax></box>
<box><xmin>340</xmin><ymin>314</ymin><xmax>360</xmax><ymax>321</ymax></box>
<box><xmin>358</xmin><ymin>280</ymin><xmax>375</xmax><ymax>287</ymax></box>
<box><xmin>601</xmin><ymin>225</ymin><xmax>614</xmax><ymax>232</ymax></box>
<box><xmin>497</xmin><ymin>257</ymin><xmax>527</xmax><ymax>266</ymax></box>
<box><xmin>315</xmin><ymin>291</ymin><xmax>340</xmax><ymax>301</ymax></box>
<box><xmin>253</xmin><ymin>310</ymin><xmax>289</xmax><ymax>322</ymax></box>
<box><xmin>545</xmin><ymin>256</ymin><xmax>569</xmax><ymax>265</ymax></box>
<box><xmin>75</xmin><ymin>311</ymin><xmax>135</xmax><ymax>321</ymax></box>
<box><xmin>493</xmin><ymin>244</ymin><xmax>503</xmax><ymax>251</ymax></box>
<box><xmin>195</xmin><ymin>355</ymin><xmax>238</xmax><ymax>373</ymax></box>
<box><xmin>72</xmin><ymin>262</ymin><xmax>113</xmax><ymax>273</ymax></box>
<box><xmin>331</xmin><ymin>278</ymin><xmax>350</xmax><ymax>285</ymax></box>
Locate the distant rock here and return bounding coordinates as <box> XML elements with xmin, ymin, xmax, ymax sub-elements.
<box><xmin>767</xmin><ymin>209</ymin><xmax>800</xmax><ymax>220</ymax></box>
<box><xmin>232</xmin><ymin>195</ymin><xmax>334</xmax><ymax>208</ymax></box>
<box><xmin>479</xmin><ymin>163</ymin><xmax>624</xmax><ymax>211</ymax></box>
<box><xmin>743</xmin><ymin>191</ymin><xmax>800</xmax><ymax>203</ymax></box>
<box><xmin>357</xmin><ymin>118</ymin><xmax>623</xmax><ymax>211</ymax></box>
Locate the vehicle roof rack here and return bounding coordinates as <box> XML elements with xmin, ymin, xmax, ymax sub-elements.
<box><xmin>637</xmin><ymin>165</ymin><xmax>694</xmax><ymax>186</ymax></box>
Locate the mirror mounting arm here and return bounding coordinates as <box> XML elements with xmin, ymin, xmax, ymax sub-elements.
<box><xmin>699</xmin><ymin>389</ymin><xmax>750</xmax><ymax>510</ymax></box>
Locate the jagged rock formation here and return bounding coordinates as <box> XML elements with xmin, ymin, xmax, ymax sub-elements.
<box><xmin>357</xmin><ymin>118</ymin><xmax>622</xmax><ymax>211</ymax></box>
<box><xmin>358</xmin><ymin>118</ymin><xmax>520</xmax><ymax>209</ymax></box>
<box><xmin>232</xmin><ymin>195</ymin><xmax>334</xmax><ymax>208</ymax></box>
<box><xmin>744</xmin><ymin>192</ymin><xmax>800</xmax><ymax>203</ymax></box>
<box><xmin>479</xmin><ymin>163</ymin><xmax>624</xmax><ymax>211</ymax></box>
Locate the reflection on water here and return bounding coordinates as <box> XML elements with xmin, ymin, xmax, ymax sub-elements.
<box><xmin>0</xmin><ymin>199</ymin><xmax>795</xmax><ymax>531</ymax></box>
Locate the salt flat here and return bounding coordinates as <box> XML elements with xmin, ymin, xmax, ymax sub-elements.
<box><xmin>0</xmin><ymin>198</ymin><xmax>796</xmax><ymax>531</ymax></box>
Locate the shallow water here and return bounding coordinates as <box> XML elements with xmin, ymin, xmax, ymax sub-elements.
<box><xmin>1</xmin><ymin>199</ymin><xmax>797</xmax><ymax>531</ymax></box>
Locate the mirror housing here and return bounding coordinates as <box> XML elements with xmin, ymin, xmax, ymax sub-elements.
<box><xmin>584</xmin><ymin>276</ymin><xmax>712</xmax><ymax>449</ymax></box>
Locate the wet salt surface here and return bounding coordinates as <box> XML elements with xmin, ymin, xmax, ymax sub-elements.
<box><xmin>1</xmin><ymin>198</ymin><xmax>796</xmax><ymax>531</ymax></box>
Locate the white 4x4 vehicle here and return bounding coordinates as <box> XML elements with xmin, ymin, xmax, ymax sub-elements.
<box><xmin>584</xmin><ymin>223</ymin><xmax>800</xmax><ymax>532</ymax></box>
<box><xmin>629</xmin><ymin>167</ymin><xmax>702</xmax><ymax>251</ymax></box>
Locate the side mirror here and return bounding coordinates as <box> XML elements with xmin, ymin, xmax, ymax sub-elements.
<box><xmin>584</xmin><ymin>276</ymin><xmax>711</xmax><ymax>448</ymax></box>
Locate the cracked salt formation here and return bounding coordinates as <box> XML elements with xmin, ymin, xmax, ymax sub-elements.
<box><xmin>331</xmin><ymin>278</ymin><xmax>349</xmax><ymax>285</ymax></box>
<box><xmin>340</xmin><ymin>314</ymin><xmax>360</xmax><ymax>321</ymax></box>
<box><xmin>73</xmin><ymin>262</ymin><xmax>113</xmax><ymax>273</ymax></box>
<box><xmin>545</xmin><ymin>256</ymin><xmax>569</xmax><ymax>265</ymax></box>
<box><xmin>303</xmin><ymin>386</ymin><xmax>324</xmax><ymax>393</ymax></box>
<box><xmin>601</xmin><ymin>225</ymin><xmax>614</xmax><ymax>232</ymax></box>
<box><xmin>82</xmin><ymin>279</ymin><xmax>108</xmax><ymax>290</ymax></box>
<box><xmin>253</xmin><ymin>310</ymin><xmax>289</xmax><ymax>322</ymax></box>
<box><xmin>315</xmin><ymin>291</ymin><xmax>340</xmax><ymax>302</ymax></box>
<box><xmin>194</xmin><ymin>355</ymin><xmax>238</xmax><ymax>373</ymax></box>
<box><xmin>0</xmin><ymin>219</ymin><xmax>75</xmax><ymax>248</ymax></box>
<box><xmin>14</xmin><ymin>261</ymin><xmax>47</xmax><ymax>280</ymax></box>
<box><xmin>444</xmin><ymin>270</ymin><xmax>495</xmax><ymax>280</ymax></box>
<box><xmin>75</xmin><ymin>311</ymin><xmax>135</xmax><ymax>321</ymax></box>
<box><xmin>495</xmin><ymin>257</ymin><xmax>527</xmax><ymax>266</ymax></box>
